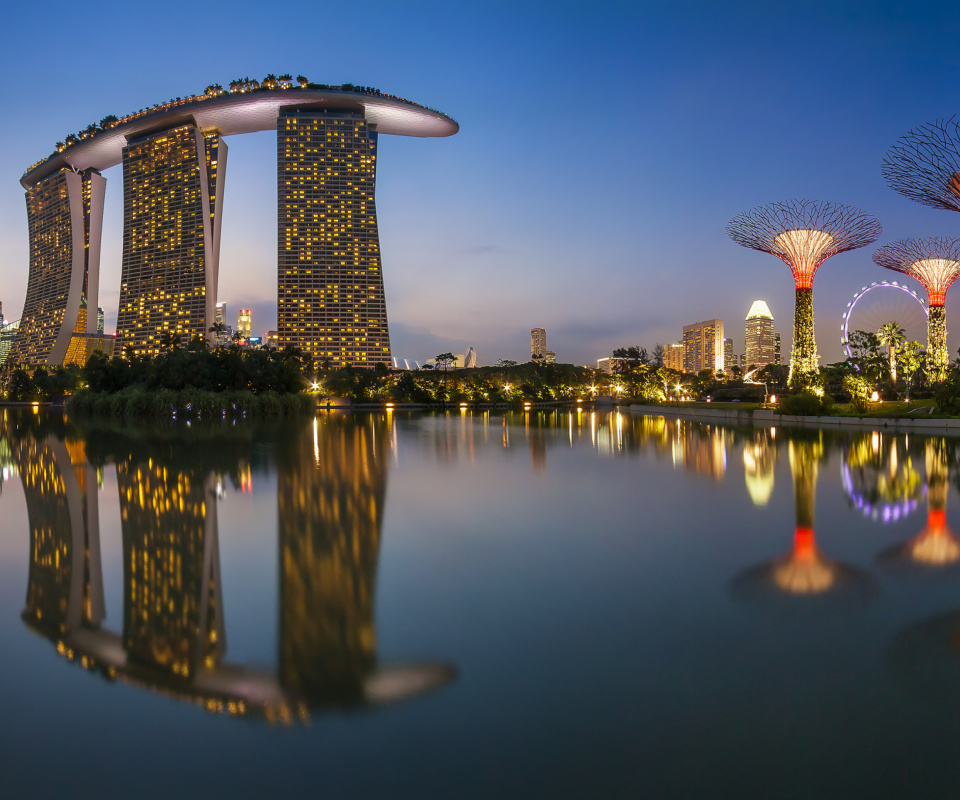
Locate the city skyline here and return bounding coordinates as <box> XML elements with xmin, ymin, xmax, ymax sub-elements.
<box><xmin>4</xmin><ymin>2</ymin><xmax>960</xmax><ymax>366</ymax></box>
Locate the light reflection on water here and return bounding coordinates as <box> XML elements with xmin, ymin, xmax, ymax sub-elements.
<box><xmin>5</xmin><ymin>408</ymin><xmax>960</xmax><ymax>796</ymax></box>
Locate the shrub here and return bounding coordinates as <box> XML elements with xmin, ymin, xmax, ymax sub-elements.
<box><xmin>778</xmin><ymin>391</ymin><xmax>828</xmax><ymax>416</ymax></box>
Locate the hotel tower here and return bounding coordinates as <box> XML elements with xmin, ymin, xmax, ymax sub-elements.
<box><xmin>116</xmin><ymin>126</ymin><xmax>227</xmax><ymax>356</ymax></box>
<box><xmin>277</xmin><ymin>109</ymin><xmax>390</xmax><ymax>366</ymax></box>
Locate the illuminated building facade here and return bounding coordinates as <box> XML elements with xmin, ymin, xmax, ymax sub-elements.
<box><xmin>723</xmin><ymin>337</ymin><xmax>735</xmax><ymax>374</ymax></box>
<box><xmin>663</xmin><ymin>342</ymin><xmax>684</xmax><ymax>372</ymax></box>
<box><xmin>683</xmin><ymin>319</ymin><xmax>724</xmax><ymax>374</ymax></box>
<box><xmin>16</xmin><ymin>84</ymin><xmax>456</xmax><ymax>369</ymax></box>
<box><xmin>10</xmin><ymin>168</ymin><xmax>106</xmax><ymax>365</ymax></box>
<box><xmin>744</xmin><ymin>300</ymin><xmax>776</xmax><ymax>368</ymax></box>
<box><xmin>237</xmin><ymin>307</ymin><xmax>251</xmax><ymax>338</ymax></box>
<box><xmin>116</xmin><ymin>125</ymin><xmax>227</xmax><ymax>357</ymax></box>
<box><xmin>0</xmin><ymin>320</ymin><xmax>20</xmax><ymax>365</ymax></box>
<box><xmin>531</xmin><ymin>328</ymin><xmax>546</xmax><ymax>360</ymax></box>
<box><xmin>277</xmin><ymin>109</ymin><xmax>390</xmax><ymax>366</ymax></box>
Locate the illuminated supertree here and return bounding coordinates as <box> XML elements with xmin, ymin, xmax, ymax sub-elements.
<box><xmin>882</xmin><ymin>117</ymin><xmax>960</xmax><ymax>213</ymax></box>
<box><xmin>872</xmin><ymin>238</ymin><xmax>960</xmax><ymax>382</ymax></box>
<box><xmin>727</xmin><ymin>200</ymin><xmax>882</xmax><ymax>388</ymax></box>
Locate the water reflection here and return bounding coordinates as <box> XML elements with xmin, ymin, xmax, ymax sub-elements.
<box><xmin>842</xmin><ymin>431</ymin><xmax>923</xmax><ymax>524</ymax></box>
<box><xmin>731</xmin><ymin>433</ymin><xmax>877</xmax><ymax>606</ymax></box>
<box><xmin>1</xmin><ymin>411</ymin><xmax>455</xmax><ymax>724</ymax></box>
<box><xmin>879</xmin><ymin>439</ymin><xmax>960</xmax><ymax>570</ymax></box>
<box><xmin>743</xmin><ymin>429</ymin><xmax>777</xmax><ymax>506</ymax></box>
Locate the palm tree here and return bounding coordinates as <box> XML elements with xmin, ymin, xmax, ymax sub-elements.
<box><xmin>159</xmin><ymin>330</ymin><xmax>180</xmax><ymax>352</ymax></box>
<box><xmin>209</xmin><ymin>321</ymin><xmax>228</xmax><ymax>349</ymax></box>
<box><xmin>878</xmin><ymin>321</ymin><xmax>906</xmax><ymax>384</ymax></box>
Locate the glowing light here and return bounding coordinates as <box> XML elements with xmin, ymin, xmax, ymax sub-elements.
<box><xmin>871</xmin><ymin>390</ymin><xmax>880</xmax><ymax>402</ymax></box>
<box><xmin>769</xmin><ymin>394</ymin><xmax>777</xmax><ymax>403</ymax></box>
<box><xmin>773</xmin><ymin>229</ymin><xmax>836</xmax><ymax>288</ymax></box>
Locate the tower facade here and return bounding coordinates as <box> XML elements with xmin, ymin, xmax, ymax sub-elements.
<box><xmin>237</xmin><ymin>307</ymin><xmax>251</xmax><ymax>338</ymax></box>
<box><xmin>277</xmin><ymin>109</ymin><xmax>390</xmax><ymax>366</ymax></box>
<box><xmin>116</xmin><ymin>125</ymin><xmax>227</xmax><ymax>357</ymax></box>
<box><xmin>744</xmin><ymin>300</ymin><xmax>776</xmax><ymax>368</ymax></box>
<box><xmin>11</xmin><ymin>168</ymin><xmax>105</xmax><ymax>365</ymax></box>
<box><xmin>664</xmin><ymin>342</ymin><xmax>684</xmax><ymax>372</ymax></box>
<box><xmin>682</xmin><ymin>319</ymin><xmax>724</xmax><ymax>374</ymax></box>
<box><xmin>531</xmin><ymin>328</ymin><xmax>546</xmax><ymax>360</ymax></box>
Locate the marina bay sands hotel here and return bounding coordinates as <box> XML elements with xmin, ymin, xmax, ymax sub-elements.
<box><xmin>10</xmin><ymin>79</ymin><xmax>458</xmax><ymax>367</ymax></box>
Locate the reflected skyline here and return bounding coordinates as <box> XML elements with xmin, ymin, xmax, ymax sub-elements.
<box><xmin>0</xmin><ymin>411</ymin><xmax>455</xmax><ymax>723</ymax></box>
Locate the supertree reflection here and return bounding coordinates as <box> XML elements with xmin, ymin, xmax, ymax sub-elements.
<box><xmin>879</xmin><ymin>438</ymin><xmax>960</xmax><ymax>569</ymax></box>
<box><xmin>731</xmin><ymin>435</ymin><xmax>877</xmax><ymax>608</ymax></box>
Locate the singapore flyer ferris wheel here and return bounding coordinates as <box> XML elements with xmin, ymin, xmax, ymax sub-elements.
<box><xmin>841</xmin><ymin>280</ymin><xmax>928</xmax><ymax>360</ymax></box>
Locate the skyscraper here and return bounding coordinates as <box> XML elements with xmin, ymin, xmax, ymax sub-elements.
<box><xmin>531</xmin><ymin>328</ymin><xmax>546</xmax><ymax>360</ymax></box>
<box><xmin>683</xmin><ymin>319</ymin><xmax>724</xmax><ymax>374</ymax></box>
<box><xmin>116</xmin><ymin>125</ymin><xmax>227</xmax><ymax>357</ymax></box>
<box><xmin>744</xmin><ymin>300</ymin><xmax>776</xmax><ymax>368</ymax></box>
<box><xmin>664</xmin><ymin>342</ymin><xmax>684</xmax><ymax>372</ymax></box>
<box><xmin>10</xmin><ymin>168</ymin><xmax>105</xmax><ymax>365</ymax></box>
<box><xmin>237</xmin><ymin>307</ymin><xmax>251</xmax><ymax>338</ymax></box>
<box><xmin>723</xmin><ymin>337</ymin><xmax>735</xmax><ymax>374</ymax></box>
<box><xmin>277</xmin><ymin>109</ymin><xmax>390</xmax><ymax>367</ymax></box>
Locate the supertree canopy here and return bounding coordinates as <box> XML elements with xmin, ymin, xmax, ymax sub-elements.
<box><xmin>727</xmin><ymin>200</ymin><xmax>882</xmax><ymax>388</ymax></box>
<box><xmin>883</xmin><ymin>117</ymin><xmax>960</xmax><ymax>212</ymax></box>
<box><xmin>872</xmin><ymin>237</ymin><xmax>960</xmax><ymax>382</ymax></box>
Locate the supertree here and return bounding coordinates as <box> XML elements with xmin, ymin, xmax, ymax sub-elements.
<box><xmin>727</xmin><ymin>200</ymin><xmax>882</xmax><ymax>389</ymax></box>
<box><xmin>872</xmin><ymin>237</ymin><xmax>960</xmax><ymax>382</ymax></box>
<box><xmin>882</xmin><ymin>117</ymin><xmax>960</xmax><ymax>213</ymax></box>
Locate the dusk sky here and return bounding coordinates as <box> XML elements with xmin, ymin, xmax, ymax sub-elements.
<box><xmin>3</xmin><ymin>0</ymin><xmax>960</xmax><ymax>366</ymax></box>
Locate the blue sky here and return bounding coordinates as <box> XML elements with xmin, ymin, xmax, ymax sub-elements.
<box><xmin>2</xmin><ymin>0</ymin><xmax>960</xmax><ymax>365</ymax></box>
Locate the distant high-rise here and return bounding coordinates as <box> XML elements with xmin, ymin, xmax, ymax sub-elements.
<box><xmin>116</xmin><ymin>125</ymin><xmax>227</xmax><ymax>357</ymax></box>
<box><xmin>237</xmin><ymin>308</ymin><xmax>252</xmax><ymax>338</ymax></box>
<box><xmin>664</xmin><ymin>342</ymin><xmax>684</xmax><ymax>372</ymax></box>
<box><xmin>464</xmin><ymin>347</ymin><xmax>477</xmax><ymax>368</ymax></box>
<box><xmin>277</xmin><ymin>109</ymin><xmax>390</xmax><ymax>367</ymax></box>
<box><xmin>545</xmin><ymin>350</ymin><xmax>556</xmax><ymax>364</ymax></box>
<box><xmin>723</xmin><ymin>337</ymin><xmax>735</xmax><ymax>373</ymax></box>
<box><xmin>531</xmin><ymin>328</ymin><xmax>547</xmax><ymax>360</ymax></box>
<box><xmin>96</xmin><ymin>307</ymin><xmax>104</xmax><ymax>335</ymax></box>
<box><xmin>0</xmin><ymin>320</ymin><xmax>20</xmax><ymax>366</ymax></box>
<box><xmin>683</xmin><ymin>319</ymin><xmax>724</xmax><ymax>374</ymax></box>
<box><xmin>744</xmin><ymin>300</ymin><xmax>776</xmax><ymax>368</ymax></box>
<box><xmin>775</xmin><ymin>332</ymin><xmax>782</xmax><ymax>365</ymax></box>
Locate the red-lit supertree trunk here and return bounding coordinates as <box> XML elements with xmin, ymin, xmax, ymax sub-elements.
<box><xmin>873</xmin><ymin>238</ymin><xmax>960</xmax><ymax>382</ymax></box>
<box><xmin>727</xmin><ymin>200</ymin><xmax>882</xmax><ymax>390</ymax></box>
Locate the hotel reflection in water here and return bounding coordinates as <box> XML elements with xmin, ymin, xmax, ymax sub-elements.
<box><xmin>4</xmin><ymin>407</ymin><xmax>960</xmax><ymax>716</ymax></box>
<box><xmin>1</xmin><ymin>411</ymin><xmax>454</xmax><ymax>724</ymax></box>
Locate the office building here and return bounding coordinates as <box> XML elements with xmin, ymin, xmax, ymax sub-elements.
<box><xmin>663</xmin><ymin>342</ymin><xmax>684</xmax><ymax>372</ymax></box>
<box><xmin>531</xmin><ymin>328</ymin><xmax>547</xmax><ymax>360</ymax></box>
<box><xmin>683</xmin><ymin>319</ymin><xmax>724</xmax><ymax>374</ymax></box>
<box><xmin>116</xmin><ymin>125</ymin><xmax>227</xmax><ymax>357</ymax></box>
<box><xmin>775</xmin><ymin>332</ymin><xmax>782</xmax><ymax>365</ymax></box>
<box><xmin>265</xmin><ymin>330</ymin><xmax>279</xmax><ymax>349</ymax></box>
<box><xmin>278</xmin><ymin>109</ymin><xmax>390</xmax><ymax>367</ymax></box>
<box><xmin>545</xmin><ymin>350</ymin><xmax>556</xmax><ymax>364</ymax></box>
<box><xmin>237</xmin><ymin>307</ymin><xmax>251</xmax><ymax>338</ymax></box>
<box><xmin>744</xmin><ymin>300</ymin><xmax>777</xmax><ymax>368</ymax></box>
<box><xmin>0</xmin><ymin>320</ymin><xmax>19</xmax><ymax>366</ymax></box>
<box><xmin>723</xmin><ymin>337</ymin><xmax>736</xmax><ymax>374</ymax></box>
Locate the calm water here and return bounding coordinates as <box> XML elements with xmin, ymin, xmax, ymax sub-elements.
<box><xmin>3</xmin><ymin>407</ymin><xmax>960</xmax><ymax>798</ymax></box>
